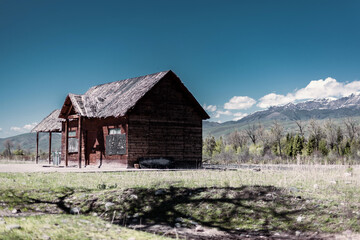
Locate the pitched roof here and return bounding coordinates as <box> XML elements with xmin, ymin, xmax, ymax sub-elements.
<box><xmin>60</xmin><ymin>70</ymin><xmax>209</xmax><ymax>119</ymax></box>
<box><xmin>32</xmin><ymin>109</ymin><xmax>64</xmax><ymax>132</ymax></box>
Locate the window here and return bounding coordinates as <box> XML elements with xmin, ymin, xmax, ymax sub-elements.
<box><xmin>106</xmin><ymin>127</ymin><xmax>126</xmax><ymax>155</ymax></box>
<box><xmin>68</xmin><ymin>131</ymin><xmax>76</xmax><ymax>137</ymax></box>
<box><xmin>109</xmin><ymin>128</ymin><xmax>121</xmax><ymax>135</ymax></box>
<box><xmin>68</xmin><ymin>131</ymin><xmax>78</xmax><ymax>153</ymax></box>
<box><xmin>106</xmin><ymin>134</ymin><xmax>126</xmax><ymax>155</ymax></box>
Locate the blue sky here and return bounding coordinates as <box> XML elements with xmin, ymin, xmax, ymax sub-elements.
<box><xmin>1</xmin><ymin>0</ymin><xmax>360</xmax><ymax>138</ymax></box>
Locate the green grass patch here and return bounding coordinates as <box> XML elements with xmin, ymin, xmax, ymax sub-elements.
<box><xmin>0</xmin><ymin>214</ymin><xmax>170</xmax><ymax>240</ymax></box>
<box><xmin>0</xmin><ymin>166</ymin><xmax>359</xmax><ymax>238</ymax></box>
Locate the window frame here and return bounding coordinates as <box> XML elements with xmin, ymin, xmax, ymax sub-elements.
<box><xmin>109</xmin><ymin>128</ymin><xmax>122</xmax><ymax>135</ymax></box>
<box><xmin>68</xmin><ymin>131</ymin><xmax>77</xmax><ymax>138</ymax></box>
<box><xmin>67</xmin><ymin>130</ymin><xmax>78</xmax><ymax>153</ymax></box>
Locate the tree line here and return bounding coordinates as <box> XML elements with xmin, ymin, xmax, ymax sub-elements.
<box><xmin>1</xmin><ymin>140</ymin><xmax>35</xmax><ymax>160</ymax></box>
<box><xmin>203</xmin><ymin>118</ymin><xmax>360</xmax><ymax>165</ymax></box>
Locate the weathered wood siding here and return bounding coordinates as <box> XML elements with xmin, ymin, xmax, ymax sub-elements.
<box><xmin>60</xmin><ymin>73</ymin><xmax>204</xmax><ymax>168</ymax></box>
<box><xmin>127</xmin><ymin>74</ymin><xmax>203</xmax><ymax>168</ymax></box>
<box><xmin>61</xmin><ymin>117</ymin><xmax>128</xmax><ymax>167</ymax></box>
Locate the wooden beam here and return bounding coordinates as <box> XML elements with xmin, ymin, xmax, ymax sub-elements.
<box><xmin>65</xmin><ymin>119</ymin><xmax>69</xmax><ymax>167</ymax></box>
<box><xmin>36</xmin><ymin>132</ymin><xmax>39</xmax><ymax>164</ymax></box>
<box><xmin>48</xmin><ymin>132</ymin><xmax>52</xmax><ymax>165</ymax></box>
<box><xmin>84</xmin><ymin>130</ymin><xmax>87</xmax><ymax>167</ymax></box>
<box><xmin>67</xmin><ymin>115</ymin><xmax>79</xmax><ymax>119</ymax></box>
<box><xmin>78</xmin><ymin>116</ymin><xmax>82</xmax><ymax>168</ymax></box>
<box><xmin>65</xmin><ymin>104</ymin><xmax>73</xmax><ymax>117</ymax></box>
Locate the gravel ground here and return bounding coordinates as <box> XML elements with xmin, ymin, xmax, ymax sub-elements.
<box><xmin>0</xmin><ymin>163</ymin><xmax>357</xmax><ymax>173</ymax></box>
<box><xmin>0</xmin><ymin>163</ymin><xmax>140</xmax><ymax>173</ymax></box>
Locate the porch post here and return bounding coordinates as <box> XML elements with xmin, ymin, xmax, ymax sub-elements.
<box><xmin>84</xmin><ymin>130</ymin><xmax>87</xmax><ymax>167</ymax></box>
<box><xmin>65</xmin><ymin>119</ymin><xmax>69</xmax><ymax>167</ymax></box>
<box><xmin>48</xmin><ymin>132</ymin><xmax>52</xmax><ymax>164</ymax></box>
<box><xmin>36</xmin><ymin>132</ymin><xmax>39</xmax><ymax>164</ymax></box>
<box><xmin>78</xmin><ymin>115</ymin><xmax>82</xmax><ymax>168</ymax></box>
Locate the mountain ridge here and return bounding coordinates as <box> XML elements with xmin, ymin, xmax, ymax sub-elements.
<box><xmin>0</xmin><ymin>133</ymin><xmax>61</xmax><ymax>154</ymax></box>
<box><xmin>2</xmin><ymin>94</ymin><xmax>360</xmax><ymax>152</ymax></box>
<box><xmin>204</xmin><ymin>93</ymin><xmax>360</xmax><ymax>137</ymax></box>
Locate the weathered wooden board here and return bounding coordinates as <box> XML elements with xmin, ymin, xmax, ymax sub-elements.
<box><xmin>106</xmin><ymin>134</ymin><xmax>126</xmax><ymax>155</ymax></box>
<box><xmin>68</xmin><ymin>138</ymin><xmax>78</xmax><ymax>153</ymax></box>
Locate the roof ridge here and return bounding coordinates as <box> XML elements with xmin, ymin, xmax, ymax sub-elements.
<box><xmin>86</xmin><ymin>70</ymin><xmax>171</xmax><ymax>93</ymax></box>
<box><xmin>58</xmin><ymin>70</ymin><xmax>210</xmax><ymax>119</ymax></box>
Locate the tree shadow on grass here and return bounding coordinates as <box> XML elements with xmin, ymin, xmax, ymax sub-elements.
<box><xmin>101</xmin><ymin>185</ymin><xmax>319</xmax><ymax>238</ymax></box>
<box><xmin>1</xmin><ymin>185</ymin><xmax>323</xmax><ymax>239</ymax></box>
<box><xmin>0</xmin><ymin>187</ymin><xmax>96</xmax><ymax>215</ymax></box>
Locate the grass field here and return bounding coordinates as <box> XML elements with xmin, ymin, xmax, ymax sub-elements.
<box><xmin>0</xmin><ymin>165</ymin><xmax>359</xmax><ymax>239</ymax></box>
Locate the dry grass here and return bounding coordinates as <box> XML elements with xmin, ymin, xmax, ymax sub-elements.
<box><xmin>0</xmin><ymin>165</ymin><xmax>359</xmax><ymax>238</ymax></box>
<box><xmin>0</xmin><ymin>214</ymin><xmax>171</xmax><ymax>240</ymax></box>
<box><xmin>1</xmin><ymin>165</ymin><xmax>358</xmax><ymax>201</ymax></box>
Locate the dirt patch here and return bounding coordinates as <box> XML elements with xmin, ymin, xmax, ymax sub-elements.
<box><xmin>0</xmin><ymin>163</ymin><xmax>137</xmax><ymax>173</ymax></box>
<box><xmin>132</xmin><ymin>224</ymin><xmax>360</xmax><ymax>239</ymax></box>
<box><xmin>2</xmin><ymin>186</ymin><xmax>358</xmax><ymax>239</ymax></box>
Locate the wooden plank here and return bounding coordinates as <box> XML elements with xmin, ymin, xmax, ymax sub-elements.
<box><xmin>36</xmin><ymin>132</ymin><xmax>39</xmax><ymax>164</ymax></box>
<box><xmin>48</xmin><ymin>132</ymin><xmax>52</xmax><ymax>164</ymax></box>
<box><xmin>67</xmin><ymin>114</ymin><xmax>79</xmax><ymax>119</ymax></box>
<box><xmin>78</xmin><ymin>116</ymin><xmax>82</xmax><ymax>168</ymax></box>
<box><xmin>84</xmin><ymin>130</ymin><xmax>88</xmax><ymax>166</ymax></box>
<box><xmin>65</xmin><ymin>119</ymin><xmax>69</xmax><ymax>167</ymax></box>
<box><xmin>106</xmin><ymin>134</ymin><xmax>126</xmax><ymax>155</ymax></box>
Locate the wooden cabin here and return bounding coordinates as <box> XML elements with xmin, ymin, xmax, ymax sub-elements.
<box><xmin>56</xmin><ymin>70</ymin><xmax>209</xmax><ymax>168</ymax></box>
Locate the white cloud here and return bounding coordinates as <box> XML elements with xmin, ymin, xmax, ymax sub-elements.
<box><xmin>257</xmin><ymin>93</ymin><xmax>295</xmax><ymax>108</ymax></box>
<box><xmin>10</xmin><ymin>127</ymin><xmax>22</xmax><ymax>132</ymax></box>
<box><xmin>233</xmin><ymin>112</ymin><xmax>248</xmax><ymax>121</ymax></box>
<box><xmin>10</xmin><ymin>122</ymin><xmax>38</xmax><ymax>132</ymax></box>
<box><xmin>294</xmin><ymin>77</ymin><xmax>360</xmax><ymax>99</ymax></box>
<box><xmin>0</xmin><ymin>128</ymin><xmax>2</xmax><ymax>131</ymax></box>
<box><xmin>203</xmin><ymin>104</ymin><xmax>217</xmax><ymax>112</ymax></box>
<box><xmin>257</xmin><ymin>77</ymin><xmax>360</xmax><ymax>108</ymax></box>
<box><xmin>224</xmin><ymin>96</ymin><xmax>256</xmax><ymax>110</ymax></box>
<box><xmin>214</xmin><ymin>110</ymin><xmax>232</xmax><ymax>118</ymax></box>
<box><xmin>23</xmin><ymin>122</ymin><xmax>37</xmax><ymax>130</ymax></box>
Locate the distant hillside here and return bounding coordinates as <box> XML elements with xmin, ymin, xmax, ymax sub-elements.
<box><xmin>0</xmin><ymin>133</ymin><xmax>61</xmax><ymax>153</ymax></box>
<box><xmin>4</xmin><ymin>93</ymin><xmax>360</xmax><ymax>151</ymax></box>
<box><xmin>203</xmin><ymin>94</ymin><xmax>360</xmax><ymax>138</ymax></box>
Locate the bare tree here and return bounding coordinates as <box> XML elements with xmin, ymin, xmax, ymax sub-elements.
<box><xmin>271</xmin><ymin>121</ymin><xmax>284</xmax><ymax>156</ymax></box>
<box><xmin>3</xmin><ymin>140</ymin><xmax>13</xmax><ymax>158</ymax></box>
<box><xmin>245</xmin><ymin>123</ymin><xmax>258</xmax><ymax>145</ymax></box>
<box><xmin>324</xmin><ymin>119</ymin><xmax>337</xmax><ymax>150</ymax></box>
<box><xmin>256</xmin><ymin>124</ymin><xmax>266</xmax><ymax>143</ymax></box>
<box><xmin>308</xmin><ymin>119</ymin><xmax>324</xmax><ymax>150</ymax></box>
<box><xmin>226</xmin><ymin>130</ymin><xmax>247</xmax><ymax>150</ymax></box>
<box><xmin>294</xmin><ymin>120</ymin><xmax>306</xmax><ymax>137</ymax></box>
<box><xmin>344</xmin><ymin>117</ymin><xmax>359</xmax><ymax>141</ymax></box>
<box><xmin>256</xmin><ymin>125</ymin><xmax>272</xmax><ymax>154</ymax></box>
<box><xmin>245</xmin><ymin>123</ymin><xmax>264</xmax><ymax>145</ymax></box>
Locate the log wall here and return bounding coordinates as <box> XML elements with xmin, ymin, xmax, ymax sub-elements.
<box><xmin>60</xmin><ymin>74</ymin><xmax>204</xmax><ymax>168</ymax></box>
<box><xmin>61</xmin><ymin>117</ymin><xmax>128</xmax><ymax>167</ymax></box>
<box><xmin>128</xmin><ymin>74</ymin><xmax>203</xmax><ymax>168</ymax></box>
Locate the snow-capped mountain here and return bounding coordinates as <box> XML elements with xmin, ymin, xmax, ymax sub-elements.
<box><xmin>239</xmin><ymin>93</ymin><xmax>360</xmax><ymax>123</ymax></box>
<box><xmin>203</xmin><ymin>94</ymin><xmax>360</xmax><ymax>137</ymax></box>
<box><xmin>289</xmin><ymin>94</ymin><xmax>360</xmax><ymax>111</ymax></box>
